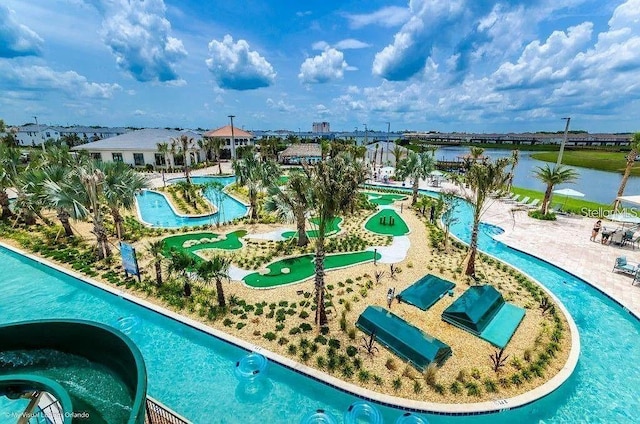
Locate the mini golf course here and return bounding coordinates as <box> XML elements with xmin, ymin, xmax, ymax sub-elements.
<box><xmin>243</xmin><ymin>250</ymin><xmax>381</xmax><ymax>288</ymax></box>
<box><xmin>281</xmin><ymin>217</ymin><xmax>342</xmax><ymax>239</ymax></box>
<box><xmin>362</xmin><ymin>192</ymin><xmax>407</xmax><ymax>206</ymax></box>
<box><xmin>364</xmin><ymin>209</ymin><xmax>410</xmax><ymax>236</ymax></box>
<box><xmin>162</xmin><ymin>230</ymin><xmax>247</xmax><ymax>260</ymax></box>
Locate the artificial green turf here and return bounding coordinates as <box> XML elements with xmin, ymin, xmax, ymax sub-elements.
<box><xmin>243</xmin><ymin>250</ymin><xmax>381</xmax><ymax>288</ymax></box>
<box><xmin>162</xmin><ymin>230</ymin><xmax>247</xmax><ymax>260</ymax></box>
<box><xmin>362</xmin><ymin>191</ymin><xmax>408</xmax><ymax>206</ymax></box>
<box><xmin>364</xmin><ymin>209</ymin><xmax>410</xmax><ymax>236</ymax></box>
<box><xmin>281</xmin><ymin>217</ymin><xmax>342</xmax><ymax>239</ymax></box>
<box><xmin>531</xmin><ymin>150</ymin><xmax>640</xmax><ymax>176</ymax></box>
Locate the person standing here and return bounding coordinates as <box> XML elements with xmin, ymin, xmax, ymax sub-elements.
<box><xmin>591</xmin><ymin>220</ymin><xmax>602</xmax><ymax>242</ymax></box>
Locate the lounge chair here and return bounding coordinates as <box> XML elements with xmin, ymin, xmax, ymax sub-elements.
<box><xmin>515</xmin><ymin>196</ymin><xmax>531</xmax><ymax>206</ymax></box>
<box><xmin>525</xmin><ymin>199</ymin><xmax>540</xmax><ymax>209</ymax></box>
<box><xmin>502</xmin><ymin>193</ymin><xmax>520</xmax><ymax>203</ymax></box>
<box><xmin>610</xmin><ymin>231</ymin><xmax>625</xmax><ymax>246</ymax></box>
<box><xmin>612</xmin><ymin>256</ymin><xmax>637</xmax><ymax>275</ymax></box>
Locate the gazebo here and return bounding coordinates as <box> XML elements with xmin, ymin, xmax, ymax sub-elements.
<box><xmin>203</xmin><ymin>125</ymin><xmax>254</xmax><ymax>159</ymax></box>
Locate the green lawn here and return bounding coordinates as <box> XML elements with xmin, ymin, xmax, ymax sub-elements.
<box><xmin>281</xmin><ymin>217</ymin><xmax>342</xmax><ymax>239</ymax></box>
<box><xmin>162</xmin><ymin>230</ymin><xmax>247</xmax><ymax>260</ymax></box>
<box><xmin>362</xmin><ymin>192</ymin><xmax>408</xmax><ymax>206</ymax></box>
<box><xmin>509</xmin><ymin>187</ymin><xmax>611</xmax><ymax>216</ymax></box>
<box><xmin>364</xmin><ymin>210</ymin><xmax>410</xmax><ymax>236</ymax></box>
<box><xmin>243</xmin><ymin>250</ymin><xmax>380</xmax><ymax>288</ymax></box>
<box><xmin>531</xmin><ymin>151</ymin><xmax>640</xmax><ymax>176</ymax></box>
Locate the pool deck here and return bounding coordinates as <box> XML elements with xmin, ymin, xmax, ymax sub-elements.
<box><xmin>371</xmin><ymin>177</ymin><xmax>640</xmax><ymax>319</ymax></box>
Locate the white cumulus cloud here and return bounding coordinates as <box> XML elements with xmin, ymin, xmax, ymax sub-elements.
<box><xmin>0</xmin><ymin>63</ymin><xmax>121</xmax><ymax>98</ymax></box>
<box><xmin>86</xmin><ymin>0</ymin><xmax>187</xmax><ymax>83</ymax></box>
<box><xmin>345</xmin><ymin>6</ymin><xmax>411</xmax><ymax>29</ymax></box>
<box><xmin>206</xmin><ymin>34</ymin><xmax>276</xmax><ymax>90</ymax></box>
<box><xmin>0</xmin><ymin>4</ymin><xmax>43</xmax><ymax>58</ymax></box>
<box><xmin>266</xmin><ymin>98</ymin><xmax>295</xmax><ymax>112</ymax></box>
<box><xmin>299</xmin><ymin>48</ymin><xmax>348</xmax><ymax>84</ymax></box>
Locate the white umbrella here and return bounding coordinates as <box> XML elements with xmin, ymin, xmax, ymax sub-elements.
<box><xmin>616</xmin><ymin>195</ymin><xmax>640</xmax><ymax>207</ymax></box>
<box><xmin>608</xmin><ymin>211</ymin><xmax>640</xmax><ymax>224</ymax></box>
<box><xmin>553</xmin><ymin>188</ymin><xmax>584</xmax><ymax>209</ymax></box>
<box><xmin>430</xmin><ymin>170</ymin><xmax>445</xmax><ymax>177</ymax></box>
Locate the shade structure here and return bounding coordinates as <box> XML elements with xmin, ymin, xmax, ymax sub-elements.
<box><xmin>429</xmin><ymin>170</ymin><xmax>445</xmax><ymax>177</ymax></box>
<box><xmin>398</xmin><ymin>274</ymin><xmax>456</xmax><ymax>311</ymax></box>
<box><xmin>356</xmin><ymin>306</ymin><xmax>451</xmax><ymax>371</ymax></box>
<box><xmin>553</xmin><ymin>188</ymin><xmax>585</xmax><ymax>197</ymax></box>
<box><xmin>616</xmin><ymin>195</ymin><xmax>640</xmax><ymax>207</ymax></box>
<box><xmin>442</xmin><ymin>285</ymin><xmax>525</xmax><ymax>348</ymax></box>
<box><xmin>608</xmin><ymin>211</ymin><xmax>640</xmax><ymax>224</ymax></box>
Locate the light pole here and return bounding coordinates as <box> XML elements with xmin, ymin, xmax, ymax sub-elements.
<box><xmin>557</xmin><ymin>117</ymin><xmax>570</xmax><ymax>166</ymax></box>
<box><xmin>34</xmin><ymin>116</ymin><xmax>45</xmax><ymax>153</ymax></box>
<box><xmin>228</xmin><ymin>115</ymin><xmax>236</xmax><ymax>160</ymax></box>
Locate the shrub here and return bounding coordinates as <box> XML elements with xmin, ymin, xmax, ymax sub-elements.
<box><xmin>373</xmin><ymin>375</ymin><xmax>383</xmax><ymax>386</ymax></box>
<box><xmin>314</xmin><ymin>335</ymin><xmax>328</xmax><ymax>345</ymax></box>
<box><xmin>510</xmin><ymin>373</ymin><xmax>523</xmax><ymax>386</ymax></box>
<box><xmin>299</xmin><ymin>323</ymin><xmax>313</xmax><ymax>332</ymax></box>
<box><xmin>465</xmin><ymin>382</ymin><xmax>481</xmax><ymax>397</ymax></box>
<box><xmin>278</xmin><ymin>337</ymin><xmax>289</xmax><ymax>346</ymax></box>
<box><xmin>316</xmin><ymin>356</ymin><xmax>326</xmax><ymax>369</ymax></box>
<box><xmin>423</xmin><ymin>363</ymin><xmax>438</xmax><ymax>387</ymax></box>
<box><xmin>346</xmin><ymin>346</ymin><xmax>358</xmax><ymax>357</ymax></box>
<box><xmin>385</xmin><ymin>358</ymin><xmax>397</xmax><ymax>371</ymax></box>
<box><xmin>456</xmin><ymin>369</ymin><xmax>467</xmax><ymax>383</ymax></box>
<box><xmin>328</xmin><ymin>339</ymin><xmax>341</xmax><ymax>349</ymax></box>
<box><xmin>449</xmin><ymin>381</ymin><xmax>461</xmax><ymax>394</ymax></box>
<box><xmin>320</xmin><ymin>326</ymin><xmax>330</xmax><ymax>335</ymax></box>
<box><xmin>483</xmin><ymin>379</ymin><xmax>498</xmax><ymax>393</ymax></box>
<box><xmin>299</xmin><ymin>310</ymin><xmax>309</xmax><ymax>319</ymax></box>
<box><xmin>288</xmin><ymin>344</ymin><xmax>297</xmax><ymax>355</ymax></box>
<box><xmin>289</xmin><ymin>327</ymin><xmax>301</xmax><ymax>335</ymax></box>
<box><xmin>433</xmin><ymin>383</ymin><xmax>446</xmax><ymax>395</ymax></box>
<box><xmin>358</xmin><ymin>369</ymin><xmax>371</xmax><ymax>383</ymax></box>
<box><xmin>392</xmin><ymin>378</ymin><xmax>402</xmax><ymax>392</ymax></box>
<box><xmin>529</xmin><ymin>210</ymin><xmax>556</xmax><ymax>220</ymax></box>
<box><xmin>263</xmin><ymin>332</ymin><xmax>277</xmax><ymax>341</ymax></box>
<box><xmin>223</xmin><ymin>318</ymin><xmax>233</xmax><ymax>327</ymax></box>
<box><xmin>347</xmin><ymin>327</ymin><xmax>356</xmax><ymax>340</ymax></box>
<box><xmin>236</xmin><ymin>322</ymin><xmax>246</xmax><ymax>330</ymax></box>
<box><xmin>341</xmin><ymin>364</ymin><xmax>354</xmax><ymax>379</ymax></box>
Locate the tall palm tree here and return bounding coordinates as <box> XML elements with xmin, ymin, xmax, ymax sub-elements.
<box><xmin>171</xmin><ymin>135</ymin><xmax>195</xmax><ymax>185</ymax></box>
<box><xmin>232</xmin><ymin>155</ymin><xmax>279</xmax><ymax>220</ymax></box>
<box><xmin>13</xmin><ymin>167</ymin><xmax>48</xmax><ymax>226</ymax></box>
<box><xmin>41</xmin><ymin>164</ymin><xmax>75</xmax><ymax>237</ymax></box>
<box><xmin>209</xmin><ymin>137</ymin><xmax>223</xmax><ymax>175</ymax></box>
<box><xmin>395</xmin><ymin>151</ymin><xmax>435</xmax><ymax>205</ymax></box>
<box><xmin>166</xmin><ymin>249</ymin><xmax>197</xmax><ymax>297</ymax></box>
<box><xmin>304</xmin><ymin>155</ymin><xmax>365</xmax><ymax>326</ymax></box>
<box><xmin>102</xmin><ymin>162</ymin><xmax>149</xmax><ymax>239</ymax></box>
<box><xmin>320</xmin><ymin>140</ymin><xmax>331</xmax><ymax>161</ymax></box>
<box><xmin>157</xmin><ymin>142</ymin><xmax>171</xmax><ymax>171</ymax></box>
<box><xmin>0</xmin><ymin>143</ymin><xmax>21</xmax><ymax>219</ymax></box>
<box><xmin>470</xmin><ymin>146</ymin><xmax>485</xmax><ymax>160</ymax></box>
<box><xmin>463</xmin><ymin>158</ymin><xmax>509</xmax><ymax>277</ymax></box>
<box><xmin>264</xmin><ymin>171</ymin><xmax>313</xmax><ymax>246</ymax></box>
<box><xmin>534</xmin><ymin>164</ymin><xmax>579</xmax><ymax>215</ymax></box>
<box><xmin>506</xmin><ymin>149</ymin><xmax>519</xmax><ymax>192</ymax></box>
<box><xmin>146</xmin><ymin>240</ymin><xmax>165</xmax><ymax>286</ymax></box>
<box><xmin>391</xmin><ymin>144</ymin><xmax>404</xmax><ymax>166</ymax></box>
<box><xmin>195</xmin><ymin>255</ymin><xmax>232</xmax><ymax>307</ymax></box>
<box><xmin>613</xmin><ymin>132</ymin><xmax>640</xmax><ymax>210</ymax></box>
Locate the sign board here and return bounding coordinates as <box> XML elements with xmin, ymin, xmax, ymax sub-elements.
<box><xmin>120</xmin><ymin>242</ymin><xmax>141</xmax><ymax>281</ymax></box>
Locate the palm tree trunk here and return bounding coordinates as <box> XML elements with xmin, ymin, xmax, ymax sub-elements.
<box><xmin>412</xmin><ymin>178</ymin><xmax>419</xmax><ymax>205</ymax></box>
<box><xmin>614</xmin><ymin>151</ymin><xmax>637</xmax><ymax>210</ymax></box>
<box><xmin>93</xmin><ymin>220</ymin><xmax>111</xmax><ymax>260</ymax></box>
<box><xmin>0</xmin><ymin>190</ymin><xmax>13</xmax><ymax>219</ymax></box>
<box><xmin>542</xmin><ymin>185</ymin><xmax>553</xmax><ymax>214</ymax></box>
<box><xmin>111</xmin><ymin>207</ymin><xmax>124</xmax><ymax>239</ymax></box>
<box><xmin>314</xmin><ymin>236</ymin><xmax>328</xmax><ymax>326</ymax></box>
<box><xmin>464</xmin><ymin>204</ymin><xmax>481</xmax><ymax>276</ymax></box>
<box><xmin>154</xmin><ymin>261</ymin><xmax>163</xmax><ymax>286</ymax></box>
<box><xmin>218</xmin><ymin>151</ymin><xmax>223</xmax><ymax>175</ymax></box>
<box><xmin>249</xmin><ymin>190</ymin><xmax>258</xmax><ymax>220</ymax></box>
<box><xmin>295</xmin><ymin>208</ymin><xmax>309</xmax><ymax>247</ymax></box>
<box><xmin>57</xmin><ymin>208</ymin><xmax>74</xmax><ymax>237</ymax></box>
<box><xmin>216</xmin><ymin>279</ymin><xmax>226</xmax><ymax>307</ymax></box>
<box><xmin>183</xmin><ymin>281</ymin><xmax>192</xmax><ymax>297</ymax></box>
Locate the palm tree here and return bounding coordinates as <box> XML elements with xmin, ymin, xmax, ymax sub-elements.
<box><xmin>232</xmin><ymin>155</ymin><xmax>279</xmax><ymax>220</ymax></box>
<box><xmin>102</xmin><ymin>162</ymin><xmax>149</xmax><ymax>239</ymax></box>
<box><xmin>391</xmin><ymin>144</ymin><xmax>404</xmax><ymax>166</ymax></box>
<box><xmin>304</xmin><ymin>155</ymin><xmax>365</xmax><ymax>326</ymax></box>
<box><xmin>195</xmin><ymin>255</ymin><xmax>232</xmax><ymax>307</ymax></box>
<box><xmin>470</xmin><ymin>146</ymin><xmax>485</xmax><ymax>160</ymax></box>
<box><xmin>39</xmin><ymin>164</ymin><xmax>75</xmax><ymax>237</ymax></box>
<box><xmin>166</xmin><ymin>249</ymin><xmax>197</xmax><ymax>297</ymax></box>
<box><xmin>463</xmin><ymin>158</ymin><xmax>509</xmax><ymax>276</ymax></box>
<box><xmin>146</xmin><ymin>240</ymin><xmax>165</xmax><ymax>286</ymax></box>
<box><xmin>13</xmin><ymin>167</ymin><xmax>47</xmax><ymax>226</ymax></box>
<box><xmin>0</xmin><ymin>143</ymin><xmax>21</xmax><ymax>219</ymax></box>
<box><xmin>534</xmin><ymin>164</ymin><xmax>579</xmax><ymax>215</ymax></box>
<box><xmin>506</xmin><ymin>150</ymin><xmax>519</xmax><ymax>192</ymax></box>
<box><xmin>613</xmin><ymin>132</ymin><xmax>640</xmax><ymax>210</ymax></box>
<box><xmin>157</xmin><ymin>142</ymin><xmax>171</xmax><ymax>173</ymax></box>
<box><xmin>209</xmin><ymin>137</ymin><xmax>223</xmax><ymax>175</ymax></box>
<box><xmin>171</xmin><ymin>135</ymin><xmax>195</xmax><ymax>185</ymax></box>
<box><xmin>395</xmin><ymin>151</ymin><xmax>435</xmax><ymax>205</ymax></box>
<box><xmin>373</xmin><ymin>143</ymin><xmax>379</xmax><ymax>168</ymax></box>
<box><xmin>264</xmin><ymin>171</ymin><xmax>313</xmax><ymax>246</ymax></box>
<box><xmin>320</xmin><ymin>140</ymin><xmax>331</xmax><ymax>161</ymax></box>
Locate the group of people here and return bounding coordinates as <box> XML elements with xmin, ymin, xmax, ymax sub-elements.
<box><xmin>591</xmin><ymin>219</ymin><xmax>622</xmax><ymax>245</ymax></box>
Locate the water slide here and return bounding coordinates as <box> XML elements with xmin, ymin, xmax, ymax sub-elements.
<box><xmin>0</xmin><ymin>320</ymin><xmax>147</xmax><ymax>424</ymax></box>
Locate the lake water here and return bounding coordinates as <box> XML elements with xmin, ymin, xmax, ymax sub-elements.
<box><xmin>434</xmin><ymin>146</ymin><xmax>640</xmax><ymax>204</ymax></box>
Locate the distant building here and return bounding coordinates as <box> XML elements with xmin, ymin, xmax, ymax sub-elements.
<box><xmin>72</xmin><ymin>128</ymin><xmax>204</xmax><ymax>168</ymax></box>
<box><xmin>13</xmin><ymin>125</ymin><xmax>129</xmax><ymax>147</ymax></box>
<box><xmin>202</xmin><ymin>125</ymin><xmax>255</xmax><ymax>159</ymax></box>
<box><xmin>278</xmin><ymin>143</ymin><xmax>322</xmax><ymax>164</ymax></box>
<box><xmin>312</xmin><ymin>122</ymin><xmax>330</xmax><ymax>133</ymax></box>
<box><xmin>403</xmin><ymin>132</ymin><xmax>632</xmax><ymax>147</ymax></box>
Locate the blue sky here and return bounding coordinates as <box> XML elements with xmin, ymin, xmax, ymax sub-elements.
<box><xmin>1</xmin><ymin>0</ymin><xmax>639</xmax><ymax>133</ymax></box>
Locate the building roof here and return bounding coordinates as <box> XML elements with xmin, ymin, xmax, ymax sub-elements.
<box><xmin>203</xmin><ymin>125</ymin><xmax>253</xmax><ymax>138</ymax></box>
<box><xmin>279</xmin><ymin>143</ymin><xmax>322</xmax><ymax>157</ymax></box>
<box><xmin>71</xmin><ymin>128</ymin><xmax>202</xmax><ymax>151</ymax></box>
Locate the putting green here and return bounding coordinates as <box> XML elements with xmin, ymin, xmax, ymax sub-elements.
<box><xmin>281</xmin><ymin>217</ymin><xmax>342</xmax><ymax>239</ymax></box>
<box><xmin>362</xmin><ymin>191</ymin><xmax>408</xmax><ymax>206</ymax></box>
<box><xmin>243</xmin><ymin>250</ymin><xmax>380</xmax><ymax>288</ymax></box>
<box><xmin>162</xmin><ymin>230</ymin><xmax>247</xmax><ymax>260</ymax></box>
<box><xmin>364</xmin><ymin>209</ymin><xmax>409</xmax><ymax>236</ymax></box>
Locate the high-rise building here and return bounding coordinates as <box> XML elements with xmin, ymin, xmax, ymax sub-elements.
<box><xmin>312</xmin><ymin>122</ymin><xmax>330</xmax><ymax>133</ymax></box>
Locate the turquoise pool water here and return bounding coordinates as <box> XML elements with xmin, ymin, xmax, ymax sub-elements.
<box><xmin>135</xmin><ymin>176</ymin><xmax>247</xmax><ymax>227</ymax></box>
<box><xmin>1</xmin><ymin>188</ymin><xmax>639</xmax><ymax>422</ymax></box>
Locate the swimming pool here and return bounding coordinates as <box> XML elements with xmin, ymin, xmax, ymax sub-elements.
<box><xmin>135</xmin><ymin>176</ymin><xmax>247</xmax><ymax>228</ymax></box>
<box><xmin>1</xmin><ymin>188</ymin><xmax>639</xmax><ymax>422</ymax></box>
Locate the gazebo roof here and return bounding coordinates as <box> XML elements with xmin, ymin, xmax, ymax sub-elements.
<box><xmin>203</xmin><ymin>125</ymin><xmax>253</xmax><ymax>138</ymax></box>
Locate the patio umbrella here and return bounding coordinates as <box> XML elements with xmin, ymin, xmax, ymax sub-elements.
<box><xmin>608</xmin><ymin>211</ymin><xmax>640</xmax><ymax>224</ymax></box>
<box><xmin>553</xmin><ymin>188</ymin><xmax>584</xmax><ymax>209</ymax></box>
